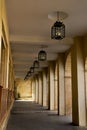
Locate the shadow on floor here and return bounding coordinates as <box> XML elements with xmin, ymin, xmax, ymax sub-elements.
<box><xmin>6</xmin><ymin>101</ymin><xmax>87</xmax><ymax>130</ymax></box>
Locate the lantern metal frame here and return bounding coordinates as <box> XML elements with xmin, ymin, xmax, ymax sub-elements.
<box><xmin>50</xmin><ymin>11</ymin><xmax>67</xmax><ymax>40</ymax></box>
<box><xmin>33</xmin><ymin>60</ymin><xmax>39</xmax><ymax>68</ymax></box>
<box><xmin>30</xmin><ymin>66</ymin><xmax>34</xmax><ymax>73</ymax></box>
<box><xmin>51</xmin><ymin>21</ymin><xmax>65</xmax><ymax>40</ymax></box>
<box><xmin>27</xmin><ymin>71</ymin><xmax>31</xmax><ymax>77</ymax></box>
<box><xmin>38</xmin><ymin>50</ymin><xmax>47</xmax><ymax>61</ymax></box>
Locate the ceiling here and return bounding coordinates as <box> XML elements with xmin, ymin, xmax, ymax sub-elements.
<box><xmin>5</xmin><ymin>0</ymin><xmax>87</xmax><ymax>79</ymax></box>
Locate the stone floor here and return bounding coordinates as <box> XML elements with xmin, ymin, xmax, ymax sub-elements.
<box><xmin>6</xmin><ymin>101</ymin><xmax>87</xmax><ymax>130</ymax></box>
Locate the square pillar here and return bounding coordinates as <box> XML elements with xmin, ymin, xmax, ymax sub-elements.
<box><xmin>42</xmin><ymin>68</ymin><xmax>48</xmax><ymax>107</ymax></box>
<box><xmin>0</xmin><ymin>0</ymin><xmax>2</xmax><ymax>85</ymax></box>
<box><xmin>58</xmin><ymin>54</ymin><xmax>65</xmax><ymax>115</ymax></box>
<box><xmin>48</xmin><ymin>61</ymin><xmax>55</xmax><ymax>110</ymax></box>
<box><xmin>35</xmin><ymin>76</ymin><xmax>39</xmax><ymax>103</ymax></box>
<box><xmin>32</xmin><ymin>78</ymin><xmax>36</xmax><ymax>101</ymax></box>
<box><xmin>54</xmin><ymin>61</ymin><xmax>58</xmax><ymax>110</ymax></box>
<box><xmin>38</xmin><ymin>72</ymin><xmax>43</xmax><ymax>105</ymax></box>
<box><xmin>71</xmin><ymin>37</ymin><xmax>86</xmax><ymax>126</ymax></box>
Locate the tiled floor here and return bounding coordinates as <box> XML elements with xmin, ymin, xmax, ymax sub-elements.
<box><xmin>6</xmin><ymin>101</ymin><xmax>87</xmax><ymax>130</ymax></box>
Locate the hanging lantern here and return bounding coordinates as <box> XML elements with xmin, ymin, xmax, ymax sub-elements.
<box><xmin>24</xmin><ymin>75</ymin><xmax>28</xmax><ymax>80</ymax></box>
<box><xmin>38</xmin><ymin>50</ymin><xmax>47</xmax><ymax>61</ymax></box>
<box><xmin>33</xmin><ymin>60</ymin><xmax>39</xmax><ymax>68</ymax></box>
<box><xmin>30</xmin><ymin>66</ymin><xmax>34</xmax><ymax>73</ymax></box>
<box><xmin>50</xmin><ymin>11</ymin><xmax>66</xmax><ymax>40</ymax></box>
<box><xmin>51</xmin><ymin>21</ymin><xmax>65</xmax><ymax>40</ymax></box>
<box><xmin>27</xmin><ymin>71</ymin><xmax>31</xmax><ymax>77</ymax></box>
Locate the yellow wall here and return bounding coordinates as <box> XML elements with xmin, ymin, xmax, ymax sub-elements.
<box><xmin>15</xmin><ymin>78</ymin><xmax>32</xmax><ymax>100</ymax></box>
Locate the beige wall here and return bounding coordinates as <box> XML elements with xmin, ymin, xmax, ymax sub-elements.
<box><xmin>15</xmin><ymin>78</ymin><xmax>32</xmax><ymax>100</ymax></box>
<box><xmin>0</xmin><ymin>0</ymin><xmax>14</xmax><ymax>129</ymax></box>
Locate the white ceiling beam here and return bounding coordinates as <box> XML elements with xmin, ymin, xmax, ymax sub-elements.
<box><xmin>10</xmin><ymin>35</ymin><xmax>74</xmax><ymax>45</ymax></box>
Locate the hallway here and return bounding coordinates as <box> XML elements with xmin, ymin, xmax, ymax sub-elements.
<box><xmin>6</xmin><ymin>101</ymin><xmax>86</xmax><ymax>130</ymax></box>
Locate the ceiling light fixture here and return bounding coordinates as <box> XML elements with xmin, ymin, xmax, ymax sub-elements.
<box><xmin>51</xmin><ymin>12</ymin><xmax>65</xmax><ymax>40</ymax></box>
<box><xmin>38</xmin><ymin>50</ymin><xmax>47</xmax><ymax>61</ymax></box>
<box><xmin>33</xmin><ymin>60</ymin><xmax>39</xmax><ymax>68</ymax></box>
<box><xmin>30</xmin><ymin>66</ymin><xmax>34</xmax><ymax>73</ymax></box>
<box><xmin>27</xmin><ymin>71</ymin><xmax>31</xmax><ymax>77</ymax></box>
<box><xmin>38</xmin><ymin>45</ymin><xmax>47</xmax><ymax>61</ymax></box>
<box><xmin>24</xmin><ymin>71</ymin><xmax>31</xmax><ymax>80</ymax></box>
<box><xmin>49</xmin><ymin>11</ymin><xmax>68</xmax><ymax>40</ymax></box>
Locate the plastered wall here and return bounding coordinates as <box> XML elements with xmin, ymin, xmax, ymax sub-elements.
<box><xmin>15</xmin><ymin>78</ymin><xmax>32</xmax><ymax>100</ymax></box>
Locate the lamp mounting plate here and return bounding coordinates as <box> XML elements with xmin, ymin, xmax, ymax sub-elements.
<box><xmin>48</xmin><ymin>11</ymin><xmax>68</xmax><ymax>21</ymax></box>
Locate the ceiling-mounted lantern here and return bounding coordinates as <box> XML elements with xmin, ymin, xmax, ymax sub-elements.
<box><xmin>30</xmin><ymin>66</ymin><xmax>34</xmax><ymax>73</ymax></box>
<box><xmin>38</xmin><ymin>50</ymin><xmax>47</xmax><ymax>61</ymax></box>
<box><xmin>51</xmin><ymin>21</ymin><xmax>65</xmax><ymax>40</ymax></box>
<box><xmin>24</xmin><ymin>75</ymin><xmax>28</xmax><ymax>80</ymax></box>
<box><xmin>33</xmin><ymin>60</ymin><xmax>39</xmax><ymax>68</ymax></box>
<box><xmin>48</xmin><ymin>11</ymin><xmax>68</xmax><ymax>40</ymax></box>
<box><xmin>27</xmin><ymin>71</ymin><xmax>31</xmax><ymax>77</ymax></box>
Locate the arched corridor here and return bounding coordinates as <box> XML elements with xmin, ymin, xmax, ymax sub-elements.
<box><xmin>0</xmin><ymin>0</ymin><xmax>87</xmax><ymax>129</ymax></box>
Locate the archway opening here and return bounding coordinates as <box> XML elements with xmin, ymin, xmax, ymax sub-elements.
<box><xmin>14</xmin><ymin>78</ymin><xmax>32</xmax><ymax>101</ymax></box>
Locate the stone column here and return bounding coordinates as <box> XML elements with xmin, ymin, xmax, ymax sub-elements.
<box><xmin>54</xmin><ymin>61</ymin><xmax>58</xmax><ymax>110</ymax></box>
<box><xmin>46</xmin><ymin>69</ymin><xmax>49</xmax><ymax>108</ymax></box>
<box><xmin>48</xmin><ymin>61</ymin><xmax>55</xmax><ymax>110</ymax></box>
<box><xmin>32</xmin><ymin>78</ymin><xmax>36</xmax><ymax>101</ymax></box>
<box><xmin>71</xmin><ymin>37</ymin><xmax>86</xmax><ymax>126</ymax></box>
<box><xmin>38</xmin><ymin>72</ymin><xmax>43</xmax><ymax>105</ymax></box>
<box><xmin>58</xmin><ymin>53</ymin><xmax>65</xmax><ymax>115</ymax></box>
<box><xmin>35</xmin><ymin>76</ymin><xmax>39</xmax><ymax>103</ymax></box>
<box><xmin>0</xmin><ymin>0</ymin><xmax>2</xmax><ymax>85</ymax></box>
<box><xmin>42</xmin><ymin>68</ymin><xmax>48</xmax><ymax>107</ymax></box>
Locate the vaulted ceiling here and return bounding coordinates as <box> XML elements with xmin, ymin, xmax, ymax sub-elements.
<box><xmin>5</xmin><ymin>0</ymin><xmax>87</xmax><ymax>79</ymax></box>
